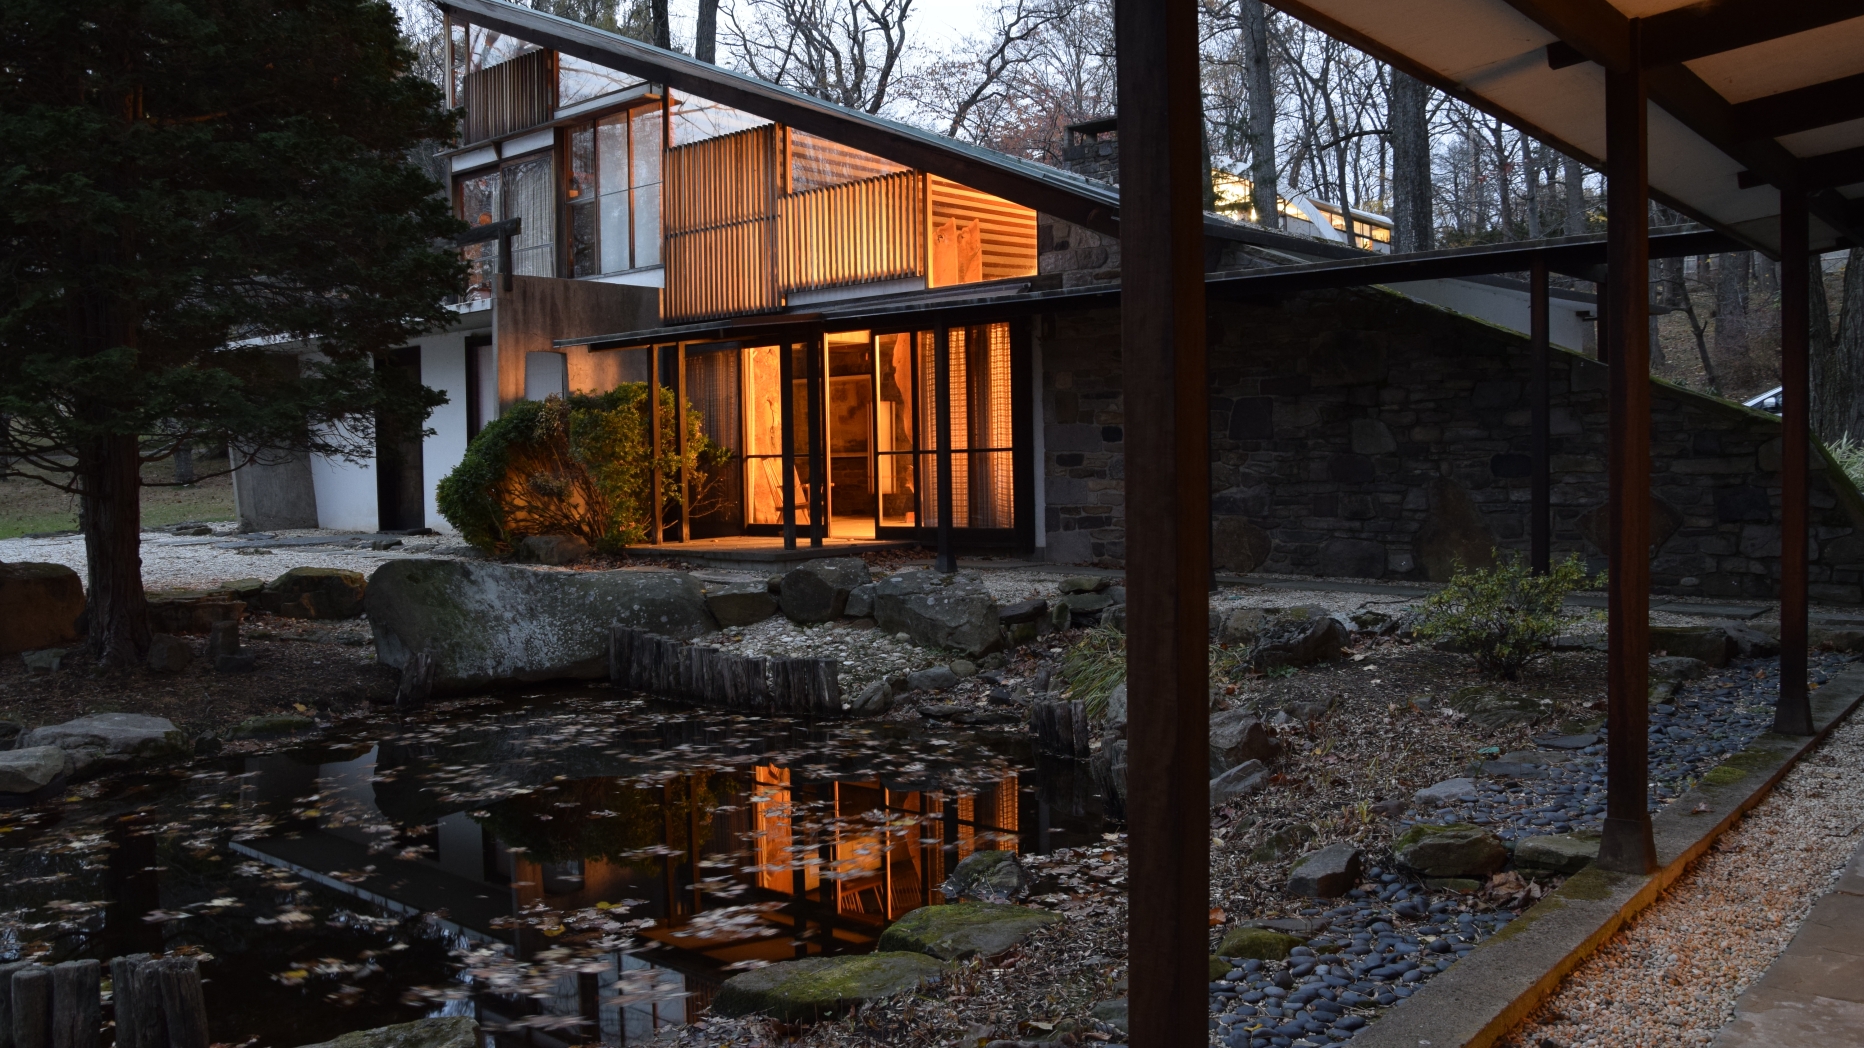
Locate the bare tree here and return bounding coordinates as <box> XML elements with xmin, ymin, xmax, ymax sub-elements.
<box><xmin>721</xmin><ymin>0</ymin><xmax>914</xmax><ymax>115</ymax></box>
<box><xmin>696</xmin><ymin>0</ymin><xmax>719</xmax><ymax>61</ymax></box>
<box><xmin>1238</xmin><ymin>0</ymin><xmax>1278</xmax><ymax>226</ymax></box>
<box><xmin>899</xmin><ymin>0</ymin><xmax>1063</xmax><ymax>141</ymax></box>
<box><xmin>1815</xmin><ymin>250</ymin><xmax>1864</xmax><ymax>441</ymax></box>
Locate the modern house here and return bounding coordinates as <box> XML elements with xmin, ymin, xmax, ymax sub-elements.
<box><xmin>231</xmin><ymin>0</ymin><xmax>1864</xmax><ymax>602</ymax></box>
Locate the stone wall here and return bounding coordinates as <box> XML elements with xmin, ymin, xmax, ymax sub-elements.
<box><xmin>1036</xmin><ymin>286</ymin><xmax>1864</xmax><ymax>603</ymax></box>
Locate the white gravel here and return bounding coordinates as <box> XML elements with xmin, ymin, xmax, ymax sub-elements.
<box><xmin>1502</xmin><ymin>709</ymin><xmax>1864</xmax><ymax>1048</ymax></box>
<box><xmin>0</xmin><ymin>525</ymin><xmax>466</xmax><ymax>593</ymax></box>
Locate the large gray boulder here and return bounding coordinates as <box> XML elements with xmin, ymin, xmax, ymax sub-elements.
<box><xmin>1209</xmin><ymin>759</ymin><xmax>1268</xmax><ymax>806</ymax></box>
<box><xmin>366</xmin><ymin>559</ymin><xmax>716</xmax><ymax>692</ymax></box>
<box><xmin>1250</xmin><ymin>609</ymin><xmax>1349</xmax><ymax>670</ymax></box>
<box><xmin>876</xmin><ymin>901</ymin><xmax>1061</xmax><ymax>961</ymax></box>
<box><xmin>1208</xmin><ymin>710</ymin><xmax>1273</xmax><ymax>774</ymax></box>
<box><xmin>712</xmin><ymin>953</ymin><xmax>942</xmax><ymax>1022</ymax></box>
<box><xmin>1394</xmin><ymin>823</ymin><xmax>1508</xmax><ymax>878</ymax></box>
<box><xmin>295</xmin><ymin>1017</ymin><xmax>480</xmax><ymax>1048</ymax></box>
<box><xmin>871</xmin><ymin>571</ymin><xmax>1002</xmax><ymax>656</ymax></box>
<box><xmin>0</xmin><ymin>746</ymin><xmax>72</xmax><ymax>794</ymax></box>
<box><xmin>1286</xmin><ymin>843</ymin><xmax>1364</xmax><ymax>898</ymax></box>
<box><xmin>944</xmin><ymin>850</ymin><xmax>1030</xmax><ymax>902</ymax></box>
<box><xmin>706</xmin><ymin>582</ymin><xmax>779</xmax><ymax>627</ymax></box>
<box><xmin>779</xmin><ymin>558</ymin><xmax>872</xmax><ymax>624</ymax></box>
<box><xmin>23</xmin><ymin>714</ymin><xmax>190</xmax><ymax>778</ymax></box>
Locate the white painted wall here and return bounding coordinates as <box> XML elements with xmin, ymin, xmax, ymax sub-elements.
<box><xmin>309</xmin><ymin>421</ymin><xmax>378</xmax><ymax>532</ymax></box>
<box><xmin>421</xmin><ymin>335</ymin><xmax>470</xmax><ymax>534</ymax></box>
<box><xmin>1386</xmin><ymin>277</ymin><xmax>1593</xmax><ymax>352</ymax></box>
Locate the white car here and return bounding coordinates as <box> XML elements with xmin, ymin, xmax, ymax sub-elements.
<box><xmin>1745</xmin><ymin>386</ymin><xmax>1783</xmax><ymax>415</ymax></box>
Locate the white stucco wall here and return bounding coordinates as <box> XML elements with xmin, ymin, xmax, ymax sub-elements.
<box><xmin>421</xmin><ymin>336</ymin><xmax>470</xmax><ymax>534</ymax></box>
<box><xmin>309</xmin><ymin>428</ymin><xmax>378</xmax><ymax>532</ymax></box>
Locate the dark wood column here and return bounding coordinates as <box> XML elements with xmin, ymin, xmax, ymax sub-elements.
<box><xmin>807</xmin><ymin>335</ymin><xmax>827</xmax><ymax>547</ymax></box>
<box><xmin>935</xmin><ymin>324</ymin><xmax>956</xmax><ymax>573</ymax></box>
<box><xmin>650</xmin><ymin>343</ymin><xmax>663</xmax><ymax>545</ymax></box>
<box><xmin>1116</xmin><ymin>0</ymin><xmax>1211</xmax><ymax>1041</ymax></box>
<box><xmin>1531</xmin><ymin>255</ymin><xmax>1552</xmax><ymax>575</ymax></box>
<box><xmin>1776</xmin><ymin>188</ymin><xmax>1813</xmax><ymax>735</ymax></box>
<box><xmin>1599</xmin><ymin>17</ymin><xmax>1657</xmax><ymax>876</ymax></box>
<box><xmin>781</xmin><ymin>341</ymin><xmax>797</xmax><ymax>550</ymax></box>
<box><xmin>677</xmin><ymin>341</ymin><xmax>691</xmax><ymax>543</ymax></box>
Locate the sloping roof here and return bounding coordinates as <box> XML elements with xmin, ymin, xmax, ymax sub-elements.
<box><xmin>1268</xmin><ymin>0</ymin><xmax>1864</xmax><ymax>255</ymax></box>
<box><xmin>437</xmin><ymin>0</ymin><xmax>1123</xmax><ymax>236</ymax></box>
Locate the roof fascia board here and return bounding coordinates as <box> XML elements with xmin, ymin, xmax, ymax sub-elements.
<box><xmin>438</xmin><ymin>0</ymin><xmax>1121</xmax><ymax>236</ymax></box>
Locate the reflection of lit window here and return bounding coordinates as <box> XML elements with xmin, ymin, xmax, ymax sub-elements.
<box><xmin>567</xmin><ymin>106</ymin><xmax>664</xmax><ymax>277</ymax></box>
<box><xmin>541</xmin><ymin>859</ymin><xmax>585</xmax><ymax>895</ymax></box>
<box><xmin>558</xmin><ymin>54</ymin><xmax>642</xmax><ymax>109</ymax></box>
<box><xmin>457</xmin><ymin>170</ymin><xmax>500</xmax><ymax>301</ymax></box>
<box><xmin>454</xmin><ymin>151</ymin><xmax>557</xmax><ymax>296</ymax></box>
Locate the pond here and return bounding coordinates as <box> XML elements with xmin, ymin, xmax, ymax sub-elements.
<box><xmin>0</xmin><ymin>689</ymin><xmax>1105</xmax><ymax>1047</ymax></box>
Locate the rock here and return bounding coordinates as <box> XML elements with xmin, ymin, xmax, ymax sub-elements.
<box><xmin>1648</xmin><ymin>625</ymin><xmax>1731</xmax><ymax>667</ymax></box>
<box><xmin>1058</xmin><ymin>576</ymin><xmax>1109</xmax><ymax>594</ymax></box>
<box><xmin>0</xmin><ymin>563</ymin><xmax>85</xmax><ymax>653</ymax></box>
<box><xmin>259</xmin><ymin>567</ymin><xmax>368</xmax><ymax>620</ymax></box>
<box><xmin>517</xmin><ymin>534</ymin><xmax>589</xmax><ymax>566</ymax></box>
<box><xmin>1249</xmin><ymin>611</ymin><xmax>1348</xmax><ymax>671</ymax></box>
<box><xmin>1091</xmin><ymin>739</ymin><xmax>1128</xmax><ymax>820</ymax></box>
<box><xmin>908</xmin><ymin>666</ymin><xmax>961</xmax><ymax>692</ymax></box>
<box><xmin>1046</xmin><ymin>598</ymin><xmax>1072</xmax><ymax>634</ymax></box>
<box><xmin>1412</xmin><ymin>777</ymin><xmax>1479</xmax><ymax>808</ymax></box>
<box><xmin>1247</xmin><ymin>824</ymin><xmax>1317</xmax><ymax>864</ymax></box>
<box><xmin>1090</xmin><ymin>998</ymin><xmax>1129</xmax><ymax>1036</ymax></box>
<box><xmin>1552</xmin><ymin>634</ymin><xmax>1607</xmax><ymax>652</ymax></box>
<box><xmin>146</xmin><ymin>596</ymin><xmax>246</xmax><ymax>634</ymax></box>
<box><xmin>1447</xmin><ymin>686</ymin><xmax>1548</xmax><ymax>729</ymax></box>
<box><xmin>1208</xmin><ymin>710</ymin><xmax>1274</xmax><ymax>774</ymax></box>
<box><xmin>998</xmin><ymin>599</ymin><xmax>1046</xmax><ymax>624</ymax></box>
<box><xmin>1061</xmin><ymin>592</ymin><xmax>1114</xmax><ymax>623</ymax></box>
<box><xmin>215</xmin><ymin>654</ymin><xmax>257</xmax><ymax>674</ymax></box>
<box><xmin>872</xmin><ymin>571</ymin><xmax>1002</xmax><ymax>657</ymax></box>
<box><xmin>706</xmin><ymin>582</ymin><xmax>779</xmax><ymax>627</ymax></box>
<box><xmin>294</xmin><ymin>1017</ymin><xmax>481</xmax><ymax>1048</ymax></box>
<box><xmin>851</xmin><ymin>679</ymin><xmax>894</xmax><ymax>714</ymax></box>
<box><xmin>24</xmin><ymin>713</ymin><xmax>190</xmax><ymax>778</ymax></box>
<box><xmin>876</xmin><ymin>902</ymin><xmax>1061</xmax><ymax>961</ymax></box>
<box><xmin>845</xmin><ymin>583</ymin><xmax>877</xmax><ymax>619</ymax></box>
<box><xmin>0</xmin><ymin>746</ymin><xmax>72</xmax><ymax>795</ymax></box>
<box><xmin>779</xmin><ymin>558</ymin><xmax>872</xmax><ymax>624</ymax></box>
<box><xmin>231</xmin><ymin>714</ymin><xmax>316</xmax><ymax>738</ymax></box>
<box><xmin>1215</xmin><ymin>927</ymin><xmax>1305</xmax><ymax>961</ymax></box>
<box><xmin>1649</xmin><ymin>655</ymin><xmax>1710</xmax><ymax>682</ymax></box>
<box><xmin>1514</xmin><ymin>833</ymin><xmax>1601</xmax><ymax>875</ymax></box>
<box><xmin>1212</xmin><ymin>518</ymin><xmax>1273</xmax><ymax>574</ymax></box>
<box><xmin>1101</xmin><ymin>682</ymin><xmax>1128</xmax><ymax>731</ymax></box>
<box><xmin>365</xmin><ymin>559</ymin><xmax>716</xmax><ymax>692</ymax></box>
<box><xmin>1101</xmin><ymin>604</ymin><xmax>1125</xmax><ymax>632</ymax></box>
<box><xmin>1218</xmin><ymin>608</ymin><xmax>1266</xmax><ymax>645</ymax></box>
<box><xmin>950</xmin><ymin>659</ymin><xmax>978</xmax><ymax>678</ymax></box>
<box><xmin>146</xmin><ymin>634</ymin><xmax>195</xmax><ymax>674</ymax></box>
<box><xmin>206</xmin><ymin>620</ymin><xmax>241</xmax><ymax>658</ymax></box>
<box><xmin>1210</xmin><ymin>759</ymin><xmax>1268</xmax><ymax>805</ymax></box>
<box><xmin>944</xmin><ymin>850</ymin><xmax>1030</xmax><ymax>902</ymax></box>
<box><xmin>20</xmin><ymin>648</ymin><xmax>66</xmax><ymax>673</ymax></box>
<box><xmin>1811</xmin><ymin>626</ymin><xmax>1864</xmax><ymax>653</ymax></box>
<box><xmin>1414</xmin><ymin>478</ymin><xmax>1498</xmax><ymax>582</ymax></box>
<box><xmin>1534</xmin><ymin>733</ymin><xmax>1599</xmax><ymax>750</ymax></box>
<box><xmin>766</xmin><ymin>575</ymin><xmax>784</xmax><ymax>594</ymax></box>
<box><xmin>1717</xmin><ymin>621</ymin><xmax>1779</xmax><ymax>658</ymax></box>
<box><xmin>1393</xmin><ymin>824</ymin><xmax>1508</xmax><ymax>878</ymax></box>
<box><xmin>1285</xmin><ymin>843</ymin><xmax>1364</xmax><ymax>898</ymax></box>
<box><xmin>1319</xmin><ymin>539</ymin><xmax>1387</xmax><ymax>580</ymax></box>
<box><xmin>711</xmin><ymin>953</ymin><xmax>942</xmax><ymax>1022</ymax></box>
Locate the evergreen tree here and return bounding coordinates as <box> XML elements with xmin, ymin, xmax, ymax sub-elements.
<box><xmin>0</xmin><ymin>0</ymin><xmax>464</xmax><ymax>666</ymax></box>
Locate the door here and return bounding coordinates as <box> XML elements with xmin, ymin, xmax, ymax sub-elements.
<box><xmin>825</xmin><ymin>332</ymin><xmax>876</xmax><ymax>539</ymax></box>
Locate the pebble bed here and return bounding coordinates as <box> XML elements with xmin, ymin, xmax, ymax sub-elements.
<box><xmin>1502</xmin><ymin>700</ymin><xmax>1864</xmax><ymax>1048</ymax></box>
<box><xmin>1209</xmin><ymin>877</ymin><xmax>1520</xmax><ymax>1047</ymax></box>
<box><xmin>1403</xmin><ymin>653</ymin><xmax>1853</xmax><ymax>842</ymax></box>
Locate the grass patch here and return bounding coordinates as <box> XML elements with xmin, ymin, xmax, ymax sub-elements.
<box><xmin>1060</xmin><ymin>626</ymin><xmax>1125</xmax><ymax>718</ymax></box>
<box><xmin>1557</xmin><ymin>866</ymin><xmax>1626</xmax><ymax>902</ymax></box>
<box><xmin>0</xmin><ymin>456</ymin><xmax>234</xmax><ymax>539</ymax></box>
<box><xmin>1701</xmin><ymin>765</ymin><xmax>1748</xmax><ymax>787</ymax></box>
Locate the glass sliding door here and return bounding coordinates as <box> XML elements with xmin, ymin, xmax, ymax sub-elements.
<box><xmin>886</xmin><ymin>322</ymin><xmax>1017</xmax><ymax>536</ymax></box>
<box><xmin>875</xmin><ymin>333</ymin><xmax>918</xmax><ymax>527</ymax></box>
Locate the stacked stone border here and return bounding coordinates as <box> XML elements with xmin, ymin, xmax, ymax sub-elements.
<box><xmin>1352</xmin><ymin>668</ymin><xmax>1864</xmax><ymax>1048</ymax></box>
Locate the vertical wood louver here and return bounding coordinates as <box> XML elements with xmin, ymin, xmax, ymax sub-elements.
<box><xmin>462</xmin><ymin>49</ymin><xmax>553</xmax><ymax>145</ymax></box>
<box><xmin>777</xmin><ymin>172</ymin><xmax>924</xmax><ymax>293</ymax></box>
<box><xmin>664</xmin><ymin>125</ymin><xmax>781</xmax><ymax>321</ymax></box>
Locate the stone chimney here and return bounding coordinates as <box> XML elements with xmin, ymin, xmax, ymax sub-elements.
<box><xmin>1061</xmin><ymin>117</ymin><xmax>1118</xmax><ymax>185</ymax></box>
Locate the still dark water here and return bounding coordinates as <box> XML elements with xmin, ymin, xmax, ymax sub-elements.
<box><xmin>0</xmin><ymin>689</ymin><xmax>1104</xmax><ymax>1047</ymax></box>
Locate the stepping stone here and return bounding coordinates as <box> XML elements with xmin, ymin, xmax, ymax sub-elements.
<box><xmin>1534</xmin><ymin>733</ymin><xmax>1599</xmax><ymax>750</ymax></box>
<box><xmin>297</xmin><ymin>1017</ymin><xmax>480</xmax><ymax>1048</ymax></box>
<box><xmin>0</xmin><ymin>746</ymin><xmax>72</xmax><ymax>795</ymax></box>
<box><xmin>1286</xmin><ymin>843</ymin><xmax>1364</xmax><ymax>898</ymax></box>
<box><xmin>711</xmin><ymin>953</ymin><xmax>942</xmax><ymax>1021</ymax></box>
<box><xmin>875</xmin><ymin>902</ymin><xmax>1060</xmax><ymax>961</ymax></box>
<box><xmin>1514</xmin><ymin>832</ymin><xmax>1601</xmax><ymax>875</ymax></box>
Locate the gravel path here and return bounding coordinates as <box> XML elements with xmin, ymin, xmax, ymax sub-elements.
<box><xmin>0</xmin><ymin>525</ymin><xmax>467</xmax><ymax>592</ymax></box>
<box><xmin>1501</xmin><ymin>709</ymin><xmax>1864</xmax><ymax>1048</ymax></box>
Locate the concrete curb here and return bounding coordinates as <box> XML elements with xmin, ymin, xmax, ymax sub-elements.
<box><xmin>1354</xmin><ymin>667</ymin><xmax>1864</xmax><ymax>1048</ymax></box>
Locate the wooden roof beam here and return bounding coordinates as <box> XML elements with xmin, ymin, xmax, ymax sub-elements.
<box><xmin>1731</xmin><ymin>71</ymin><xmax>1864</xmax><ymax>141</ymax></box>
<box><xmin>1638</xmin><ymin>0</ymin><xmax>1864</xmax><ymax>67</ymax></box>
<box><xmin>1739</xmin><ymin>145</ymin><xmax>1864</xmax><ymax>191</ymax></box>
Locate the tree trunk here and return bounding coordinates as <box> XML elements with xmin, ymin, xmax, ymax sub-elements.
<box><xmin>694</xmin><ymin>0</ymin><xmax>717</xmax><ymax>63</ymax></box>
<box><xmin>1810</xmin><ymin>252</ymin><xmax>1846</xmax><ymax>441</ymax></box>
<box><xmin>1714</xmin><ymin>250</ymin><xmax>1750</xmax><ymax>361</ymax></box>
<box><xmin>1389</xmin><ymin>70</ymin><xmax>1432</xmax><ymax>253</ymax></box>
<box><xmin>651</xmin><ymin>0</ymin><xmax>670</xmax><ymax>50</ymax></box>
<box><xmin>80</xmin><ymin>433</ymin><xmax>149</xmax><ymax>667</ymax></box>
<box><xmin>1824</xmin><ymin>247</ymin><xmax>1864</xmax><ymax>440</ymax></box>
<box><xmin>1563</xmin><ymin>154</ymin><xmax>1585</xmax><ymax>235</ymax></box>
<box><xmin>172</xmin><ymin>440</ymin><xmax>193</xmax><ymax>485</ymax></box>
<box><xmin>1239</xmin><ymin>0</ymin><xmax>1278</xmax><ymax>229</ymax></box>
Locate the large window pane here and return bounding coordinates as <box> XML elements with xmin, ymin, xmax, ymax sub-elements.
<box><xmin>600</xmin><ymin>192</ymin><xmax>631</xmax><ymax>274</ymax></box>
<box><xmin>876</xmin><ymin>333</ymin><xmax>916</xmax><ymax>526</ymax></box>
<box><xmin>458</xmin><ymin>170</ymin><xmax>501</xmax><ymax>301</ymax></box>
<box><xmin>558</xmin><ymin>53</ymin><xmax>642</xmax><ymax>108</ymax></box>
<box><xmin>913</xmin><ymin>324</ymin><xmax>1013</xmax><ymax>529</ymax></box>
<box><xmin>597</xmin><ymin>115</ymin><xmax>629</xmax><ymax>197</ymax></box>
<box><xmin>631</xmin><ymin>107</ymin><xmax>663</xmax><ymax>187</ymax></box>
<box><xmin>790</xmin><ymin>129</ymin><xmax>908</xmax><ymax>193</ymax></box>
<box><xmin>632</xmin><ymin>182</ymin><xmax>662</xmax><ymax>268</ymax></box>
<box><xmin>504</xmin><ymin>153</ymin><xmax>554</xmax><ymax>278</ymax></box>
<box><xmin>669</xmin><ymin>93</ymin><xmax>767</xmax><ymax>146</ymax></box>
<box><xmin>742</xmin><ymin>345</ymin><xmax>786</xmax><ymax>525</ymax></box>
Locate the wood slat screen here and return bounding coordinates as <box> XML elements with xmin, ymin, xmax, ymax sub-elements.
<box><xmin>927</xmin><ymin>175</ymin><xmax>1038</xmax><ymax>288</ymax></box>
<box><xmin>665</xmin><ymin>125</ymin><xmax>780</xmax><ymax>321</ymax></box>
<box><xmin>462</xmin><ymin>49</ymin><xmax>553</xmax><ymax>145</ymax></box>
<box><xmin>778</xmin><ymin>171</ymin><xmax>924</xmax><ymax>293</ymax></box>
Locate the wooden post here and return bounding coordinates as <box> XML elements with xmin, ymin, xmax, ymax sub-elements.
<box><xmin>677</xmin><ymin>341</ymin><xmax>692</xmax><ymax>544</ymax></box>
<box><xmin>1776</xmin><ymin>188</ymin><xmax>1814</xmax><ymax>735</ymax></box>
<box><xmin>1600</xmin><ymin>17</ymin><xmax>1657</xmax><ymax>877</ymax></box>
<box><xmin>12</xmin><ymin>967</ymin><xmax>50</xmax><ymax>1048</ymax></box>
<box><xmin>781</xmin><ymin>341</ymin><xmax>798</xmax><ymax>550</ymax></box>
<box><xmin>1116</xmin><ymin>0</ymin><xmax>1211</xmax><ymax>1041</ymax></box>
<box><xmin>50</xmin><ymin>961</ymin><xmax>98</xmax><ymax>1048</ymax></box>
<box><xmin>807</xmin><ymin>336</ymin><xmax>827</xmax><ymax>547</ymax></box>
<box><xmin>107</xmin><ymin>956</ymin><xmax>162</xmax><ymax>1048</ymax></box>
<box><xmin>935</xmin><ymin>325</ymin><xmax>957</xmax><ymax>573</ymax></box>
<box><xmin>1531</xmin><ymin>254</ymin><xmax>1552</xmax><ymax>575</ymax></box>
<box><xmin>154</xmin><ymin>958</ymin><xmax>208</xmax><ymax>1048</ymax></box>
<box><xmin>649</xmin><ymin>344</ymin><xmax>663</xmax><ymax>545</ymax></box>
<box><xmin>0</xmin><ymin>961</ymin><xmax>28</xmax><ymax>1048</ymax></box>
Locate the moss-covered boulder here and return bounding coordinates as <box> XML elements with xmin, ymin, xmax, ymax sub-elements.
<box><xmin>944</xmin><ymin>849</ymin><xmax>1030</xmax><ymax>902</ymax></box>
<box><xmin>364</xmin><ymin>559</ymin><xmax>715</xmax><ymax>693</ymax></box>
<box><xmin>1215</xmin><ymin>926</ymin><xmax>1305</xmax><ymax>961</ymax></box>
<box><xmin>876</xmin><ymin>902</ymin><xmax>1061</xmax><ymax>961</ymax></box>
<box><xmin>1394</xmin><ymin>823</ymin><xmax>1508</xmax><ymax>878</ymax></box>
<box><xmin>295</xmin><ymin>1017</ymin><xmax>479</xmax><ymax>1048</ymax></box>
<box><xmin>259</xmin><ymin>567</ymin><xmax>367</xmax><ymax>619</ymax></box>
<box><xmin>711</xmin><ymin>953</ymin><xmax>942</xmax><ymax>1022</ymax></box>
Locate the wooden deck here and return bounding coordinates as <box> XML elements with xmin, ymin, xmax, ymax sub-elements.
<box><xmin>621</xmin><ymin>534</ymin><xmax>919</xmax><ymax>572</ymax></box>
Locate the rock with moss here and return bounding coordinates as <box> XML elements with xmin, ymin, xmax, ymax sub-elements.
<box><xmin>943</xmin><ymin>850</ymin><xmax>1030</xmax><ymax>902</ymax></box>
<box><xmin>711</xmin><ymin>953</ymin><xmax>942</xmax><ymax>1022</ymax></box>
<box><xmin>231</xmin><ymin>714</ymin><xmax>316</xmax><ymax>738</ymax></box>
<box><xmin>1447</xmin><ymin>686</ymin><xmax>1549</xmax><ymax>729</ymax></box>
<box><xmin>365</xmin><ymin>559</ymin><xmax>715</xmax><ymax>693</ymax></box>
<box><xmin>1394</xmin><ymin>823</ymin><xmax>1508</xmax><ymax>878</ymax></box>
<box><xmin>1216</xmin><ymin>926</ymin><xmax>1306</xmax><ymax>961</ymax></box>
<box><xmin>876</xmin><ymin>902</ymin><xmax>1061</xmax><ymax>960</ymax></box>
<box><xmin>294</xmin><ymin>1017</ymin><xmax>479</xmax><ymax>1048</ymax></box>
<box><xmin>1514</xmin><ymin>832</ymin><xmax>1600</xmax><ymax>875</ymax></box>
<box><xmin>259</xmin><ymin>566</ymin><xmax>367</xmax><ymax>619</ymax></box>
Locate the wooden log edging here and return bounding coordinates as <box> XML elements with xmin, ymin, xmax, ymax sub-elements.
<box><xmin>1353</xmin><ymin>667</ymin><xmax>1864</xmax><ymax>1048</ymax></box>
<box><xmin>3</xmin><ymin>954</ymin><xmax>206</xmax><ymax>1048</ymax></box>
<box><xmin>609</xmin><ymin>627</ymin><xmax>843</xmax><ymax>716</ymax></box>
<box><xmin>1031</xmin><ymin>699</ymin><xmax>1091</xmax><ymax>758</ymax></box>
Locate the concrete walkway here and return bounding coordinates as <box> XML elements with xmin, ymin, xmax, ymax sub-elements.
<box><xmin>1711</xmin><ymin>838</ymin><xmax>1864</xmax><ymax>1046</ymax></box>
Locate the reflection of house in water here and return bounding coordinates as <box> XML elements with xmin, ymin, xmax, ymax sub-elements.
<box><xmin>230</xmin><ymin>745</ymin><xmax>1024</xmax><ymax>1043</ymax></box>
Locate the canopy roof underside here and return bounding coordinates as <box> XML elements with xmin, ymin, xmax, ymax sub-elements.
<box><xmin>1271</xmin><ymin>0</ymin><xmax>1864</xmax><ymax>256</ymax></box>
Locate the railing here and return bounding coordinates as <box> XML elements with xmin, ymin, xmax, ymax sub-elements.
<box><xmin>462</xmin><ymin>49</ymin><xmax>553</xmax><ymax>144</ymax></box>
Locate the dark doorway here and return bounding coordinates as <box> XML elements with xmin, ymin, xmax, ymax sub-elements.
<box><xmin>376</xmin><ymin>347</ymin><xmax>426</xmax><ymax>532</ymax></box>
